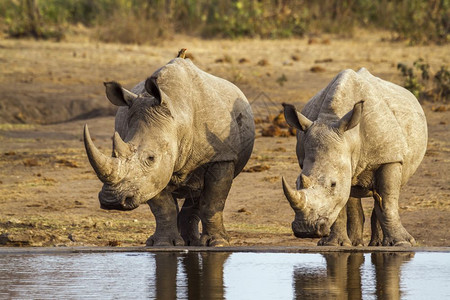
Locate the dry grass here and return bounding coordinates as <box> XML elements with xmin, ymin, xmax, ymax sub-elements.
<box><xmin>0</xmin><ymin>32</ymin><xmax>448</xmax><ymax>247</ymax></box>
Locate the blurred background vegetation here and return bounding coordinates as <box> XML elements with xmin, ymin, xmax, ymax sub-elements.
<box><xmin>0</xmin><ymin>0</ymin><xmax>448</xmax><ymax>44</ymax></box>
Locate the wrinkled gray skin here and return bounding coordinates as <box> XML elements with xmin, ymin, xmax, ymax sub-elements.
<box><xmin>282</xmin><ymin>68</ymin><xmax>427</xmax><ymax>246</ymax></box>
<box><xmin>84</xmin><ymin>58</ymin><xmax>255</xmax><ymax>246</ymax></box>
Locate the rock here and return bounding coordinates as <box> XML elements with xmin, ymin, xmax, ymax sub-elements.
<box><xmin>310</xmin><ymin>66</ymin><xmax>326</xmax><ymax>73</ymax></box>
<box><xmin>0</xmin><ymin>232</ymin><xmax>32</xmax><ymax>246</ymax></box>
<box><xmin>257</xmin><ymin>59</ymin><xmax>269</xmax><ymax>66</ymax></box>
<box><xmin>243</xmin><ymin>164</ymin><xmax>270</xmax><ymax>173</ymax></box>
<box><xmin>314</xmin><ymin>58</ymin><xmax>333</xmax><ymax>63</ymax></box>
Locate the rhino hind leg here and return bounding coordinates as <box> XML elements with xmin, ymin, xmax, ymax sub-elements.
<box><xmin>195</xmin><ymin>161</ymin><xmax>234</xmax><ymax>247</ymax></box>
<box><xmin>369</xmin><ymin>208</ymin><xmax>383</xmax><ymax>246</ymax></box>
<box><xmin>146</xmin><ymin>190</ymin><xmax>185</xmax><ymax>246</ymax></box>
<box><xmin>178</xmin><ymin>197</ymin><xmax>201</xmax><ymax>246</ymax></box>
<box><xmin>346</xmin><ymin>197</ymin><xmax>365</xmax><ymax>246</ymax></box>
<box><xmin>374</xmin><ymin>163</ymin><xmax>416</xmax><ymax>247</ymax></box>
<box><xmin>318</xmin><ymin>203</ymin><xmax>352</xmax><ymax>246</ymax></box>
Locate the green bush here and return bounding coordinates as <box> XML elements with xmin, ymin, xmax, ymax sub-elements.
<box><xmin>0</xmin><ymin>0</ymin><xmax>448</xmax><ymax>44</ymax></box>
<box><xmin>389</xmin><ymin>0</ymin><xmax>449</xmax><ymax>45</ymax></box>
<box><xmin>434</xmin><ymin>66</ymin><xmax>450</xmax><ymax>101</ymax></box>
<box><xmin>398</xmin><ymin>59</ymin><xmax>449</xmax><ymax>102</ymax></box>
<box><xmin>200</xmin><ymin>1</ymin><xmax>307</xmax><ymax>38</ymax></box>
<box><xmin>0</xmin><ymin>0</ymin><xmax>68</xmax><ymax>40</ymax></box>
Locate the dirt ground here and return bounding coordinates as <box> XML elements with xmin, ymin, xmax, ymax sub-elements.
<box><xmin>0</xmin><ymin>30</ymin><xmax>448</xmax><ymax>247</ymax></box>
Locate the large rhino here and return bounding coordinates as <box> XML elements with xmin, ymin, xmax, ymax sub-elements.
<box><xmin>84</xmin><ymin>55</ymin><xmax>255</xmax><ymax>246</ymax></box>
<box><xmin>282</xmin><ymin>68</ymin><xmax>427</xmax><ymax>246</ymax></box>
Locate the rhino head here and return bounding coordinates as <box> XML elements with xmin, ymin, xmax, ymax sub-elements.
<box><xmin>281</xmin><ymin>101</ymin><xmax>363</xmax><ymax>238</ymax></box>
<box><xmin>84</xmin><ymin>78</ymin><xmax>177</xmax><ymax>210</ymax></box>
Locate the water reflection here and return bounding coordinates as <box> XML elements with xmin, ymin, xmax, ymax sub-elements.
<box><xmin>0</xmin><ymin>251</ymin><xmax>449</xmax><ymax>299</ymax></box>
<box><xmin>154</xmin><ymin>253</ymin><xmax>178</xmax><ymax>299</ymax></box>
<box><xmin>294</xmin><ymin>253</ymin><xmax>365</xmax><ymax>299</ymax></box>
<box><xmin>152</xmin><ymin>252</ymin><xmax>230</xmax><ymax>299</ymax></box>
<box><xmin>372</xmin><ymin>252</ymin><xmax>414</xmax><ymax>300</ymax></box>
<box><xmin>183</xmin><ymin>252</ymin><xmax>229</xmax><ymax>299</ymax></box>
<box><xmin>293</xmin><ymin>252</ymin><xmax>414</xmax><ymax>299</ymax></box>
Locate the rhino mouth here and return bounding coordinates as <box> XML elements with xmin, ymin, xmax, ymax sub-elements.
<box><xmin>100</xmin><ymin>198</ymin><xmax>138</xmax><ymax>211</ymax></box>
<box><xmin>292</xmin><ymin>217</ymin><xmax>330</xmax><ymax>238</ymax></box>
<box><xmin>99</xmin><ymin>187</ymin><xmax>139</xmax><ymax>211</ymax></box>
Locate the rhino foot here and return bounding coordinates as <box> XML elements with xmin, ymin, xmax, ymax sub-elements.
<box><xmin>318</xmin><ymin>234</ymin><xmax>352</xmax><ymax>246</ymax></box>
<box><xmin>146</xmin><ymin>233</ymin><xmax>185</xmax><ymax>247</ymax></box>
<box><xmin>349</xmin><ymin>238</ymin><xmax>364</xmax><ymax>246</ymax></box>
<box><xmin>368</xmin><ymin>239</ymin><xmax>383</xmax><ymax>246</ymax></box>
<box><xmin>196</xmin><ymin>233</ymin><xmax>230</xmax><ymax>247</ymax></box>
<box><xmin>382</xmin><ymin>234</ymin><xmax>416</xmax><ymax>247</ymax></box>
<box><xmin>370</xmin><ymin>229</ymin><xmax>415</xmax><ymax>247</ymax></box>
<box><xmin>182</xmin><ymin>234</ymin><xmax>201</xmax><ymax>246</ymax></box>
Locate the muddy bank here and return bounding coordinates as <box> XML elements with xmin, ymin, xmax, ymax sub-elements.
<box><xmin>0</xmin><ymin>34</ymin><xmax>449</xmax><ymax>247</ymax></box>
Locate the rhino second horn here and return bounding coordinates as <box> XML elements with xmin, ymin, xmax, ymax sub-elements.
<box><xmin>84</xmin><ymin>124</ymin><xmax>120</xmax><ymax>183</ymax></box>
<box><xmin>113</xmin><ymin>132</ymin><xmax>131</xmax><ymax>158</ymax></box>
<box><xmin>121</xmin><ymin>87</ymin><xmax>138</xmax><ymax>103</ymax></box>
<box><xmin>300</xmin><ymin>174</ymin><xmax>312</xmax><ymax>189</ymax></box>
<box><xmin>282</xmin><ymin>176</ymin><xmax>307</xmax><ymax>211</ymax></box>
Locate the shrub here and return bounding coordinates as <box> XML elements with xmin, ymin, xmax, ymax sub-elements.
<box><xmin>398</xmin><ymin>59</ymin><xmax>449</xmax><ymax>102</ymax></box>
<box><xmin>0</xmin><ymin>0</ymin><xmax>448</xmax><ymax>44</ymax></box>
<box><xmin>389</xmin><ymin>0</ymin><xmax>449</xmax><ymax>45</ymax></box>
<box><xmin>1</xmin><ymin>0</ymin><xmax>65</xmax><ymax>40</ymax></box>
<box><xmin>434</xmin><ymin>66</ymin><xmax>450</xmax><ymax>101</ymax></box>
<box><xmin>93</xmin><ymin>11</ymin><xmax>170</xmax><ymax>45</ymax></box>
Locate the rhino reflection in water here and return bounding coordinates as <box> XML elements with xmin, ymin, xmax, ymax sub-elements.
<box><xmin>153</xmin><ymin>252</ymin><xmax>230</xmax><ymax>299</ymax></box>
<box><xmin>84</xmin><ymin>53</ymin><xmax>255</xmax><ymax>246</ymax></box>
<box><xmin>293</xmin><ymin>252</ymin><xmax>414</xmax><ymax>299</ymax></box>
<box><xmin>282</xmin><ymin>68</ymin><xmax>427</xmax><ymax>246</ymax></box>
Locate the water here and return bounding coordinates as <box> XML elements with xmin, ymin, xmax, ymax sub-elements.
<box><xmin>0</xmin><ymin>251</ymin><xmax>449</xmax><ymax>299</ymax></box>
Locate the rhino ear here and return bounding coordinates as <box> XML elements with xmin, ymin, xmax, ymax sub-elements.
<box><xmin>282</xmin><ymin>103</ymin><xmax>313</xmax><ymax>132</ymax></box>
<box><xmin>336</xmin><ymin>101</ymin><xmax>364</xmax><ymax>132</ymax></box>
<box><xmin>145</xmin><ymin>77</ymin><xmax>162</xmax><ymax>105</ymax></box>
<box><xmin>104</xmin><ymin>81</ymin><xmax>137</xmax><ymax>107</ymax></box>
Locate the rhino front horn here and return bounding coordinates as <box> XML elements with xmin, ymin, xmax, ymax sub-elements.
<box><xmin>282</xmin><ymin>176</ymin><xmax>307</xmax><ymax>211</ymax></box>
<box><xmin>84</xmin><ymin>124</ymin><xmax>121</xmax><ymax>183</ymax></box>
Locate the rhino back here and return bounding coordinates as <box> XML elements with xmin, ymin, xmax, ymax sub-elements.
<box><xmin>302</xmin><ymin>68</ymin><xmax>427</xmax><ymax>184</ymax></box>
<box><xmin>131</xmin><ymin>58</ymin><xmax>254</xmax><ymax>177</ymax></box>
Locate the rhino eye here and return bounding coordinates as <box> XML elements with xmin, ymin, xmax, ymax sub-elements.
<box><xmin>331</xmin><ymin>181</ymin><xmax>336</xmax><ymax>188</ymax></box>
<box><xmin>144</xmin><ymin>155</ymin><xmax>155</xmax><ymax>167</ymax></box>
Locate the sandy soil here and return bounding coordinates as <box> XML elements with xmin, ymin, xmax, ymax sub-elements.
<box><xmin>0</xmin><ymin>31</ymin><xmax>449</xmax><ymax>247</ymax></box>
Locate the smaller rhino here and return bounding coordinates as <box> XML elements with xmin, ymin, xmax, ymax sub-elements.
<box><xmin>282</xmin><ymin>68</ymin><xmax>427</xmax><ymax>246</ymax></box>
<box><xmin>84</xmin><ymin>53</ymin><xmax>255</xmax><ymax>247</ymax></box>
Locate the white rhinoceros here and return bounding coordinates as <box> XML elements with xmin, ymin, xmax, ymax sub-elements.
<box><xmin>282</xmin><ymin>68</ymin><xmax>427</xmax><ymax>246</ymax></box>
<box><xmin>84</xmin><ymin>55</ymin><xmax>255</xmax><ymax>247</ymax></box>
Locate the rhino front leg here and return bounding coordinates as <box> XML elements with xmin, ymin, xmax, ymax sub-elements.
<box><xmin>197</xmin><ymin>161</ymin><xmax>234</xmax><ymax>247</ymax></box>
<box><xmin>146</xmin><ymin>190</ymin><xmax>184</xmax><ymax>246</ymax></box>
<box><xmin>346</xmin><ymin>197</ymin><xmax>365</xmax><ymax>246</ymax></box>
<box><xmin>178</xmin><ymin>196</ymin><xmax>201</xmax><ymax>246</ymax></box>
<box><xmin>318</xmin><ymin>202</ymin><xmax>352</xmax><ymax>246</ymax></box>
<box><xmin>319</xmin><ymin>197</ymin><xmax>364</xmax><ymax>246</ymax></box>
<box><xmin>374</xmin><ymin>163</ymin><xmax>415</xmax><ymax>246</ymax></box>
